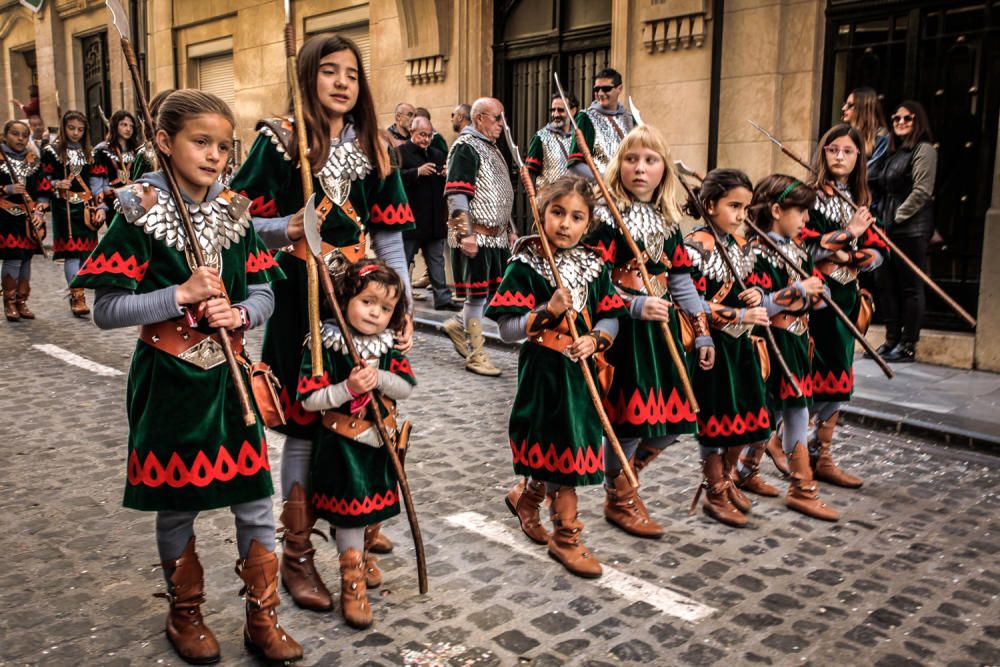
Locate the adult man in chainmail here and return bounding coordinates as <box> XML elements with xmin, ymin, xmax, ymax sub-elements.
<box><xmin>567</xmin><ymin>68</ymin><xmax>635</xmax><ymax>179</ymax></box>
<box><xmin>525</xmin><ymin>92</ymin><xmax>578</xmax><ymax>190</ymax></box>
<box><xmin>441</xmin><ymin>97</ymin><xmax>514</xmax><ymax>377</ymax></box>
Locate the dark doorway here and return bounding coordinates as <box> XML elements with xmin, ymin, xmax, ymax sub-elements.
<box><xmin>81</xmin><ymin>31</ymin><xmax>111</xmax><ymax>141</ymax></box>
<box><xmin>494</xmin><ymin>0</ymin><xmax>612</xmax><ymax>233</ymax></box>
<box><xmin>821</xmin><ymin>1</ymin><xmax>1000</xmax><ymax>330</ymax></box>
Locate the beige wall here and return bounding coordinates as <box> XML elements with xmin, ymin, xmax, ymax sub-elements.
<box><xmin>1</xmin><ymin>8</ymin><xmax>38</xmax><ymax>123</ymax></box>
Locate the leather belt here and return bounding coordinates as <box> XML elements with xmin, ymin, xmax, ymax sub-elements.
<box><xmin>817</xmin><ymin>260</ymin><xmax>858</xmax><ymax>285</ymax></box>
<box><xmin>138</xmin><ymin>317</ymin><xmax>245</xmax><ymax>370</ymax></box>
<box><xmin>771</xmin><ymin>312</ymin><xmax>808</xmax><ymax>336</ymax></box>
<box><xmin>0</xmin><ymin>198</ymin><xmax>27</xmax><ymax>216</ymax></box>
<box><xmin>321</xmin><ymin>399</ymin><xmax>398</xmax><ymax>448</ymax></box>
<box><xmin>611</xmin><ymin>263</ymin><xmax>667</xmax><ymax>296</ymax></box>
<box><xmin>288</xmin><ymin>235</ymin><xmax>366</xmax><ymax>265</ymax></box>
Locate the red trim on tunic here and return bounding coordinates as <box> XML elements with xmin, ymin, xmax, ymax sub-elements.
<box><xmin>444</xmin><ymin>181</ymin><xmax>476</xmax><ymax>195</ymax></box>
<box><xmin>589</xmin><ymin>240</ymin><xmax>616</xmax><ymax>263</ymax></box>
<box><xmin>279</xmin><ymin>386</ymin><xmax>319</xmax><ymax>426</ymax></box>
<box><xmin>54</xmin><ymin>238</ymin><xmax>98</xmax><ymax>253</ymax></box>
<box><xmin>510</xmin><ymin>440</ymin><xmax>604</xmax><ymax>475</ymax></box>
<box><xmin>91</xmin><ymin>164</ymin><xmax>109</xmax><ymax>176</ymax></box>
<box><xmin>0</xmin><ymin>234</ymin><xmax>36</xmax><ymax>250</ymax></box>
<box><xmin>694</xmin><ymin>275</ymin><xmax>708</xmax><ymax>292</ymax></box>
<box><xmin>603</xmin><ymin>387</ymin><xmax>696</xmax><ymax>426</ymax></box>
<box><xmin>389</xmin><ymin>357</ymin><xmax>414</xmax><ymax>379</ymax></box>
<box><xmin>811</xmin><ymin>369</ymin><xmax>853</xmax><ymax>396</ymax></box>
<box><xmin>456</xmin><ymin>277</ymin><xmax>502</xmax><ymax>297</ymax></box>
<box><xmin>312</xmin><ymin>489</ymin><xmax>399</xmax><ymax>517</ymax></box>
<box><xmin>77</xmin><ymin>252</ymin><xmax>149</xmax><ymax>281</ymax></box>
<box><xmin>597</xmin><ymin>293</ymin><xmax>626</xmax><ymax>313</ymax></box>
<box><xmin>37</xmin><ymin>178</ymin><xmax>52</xmax><ymax>193</ymax></box>
<box><xmin>297</xmin><ymin>372</ymin><xmax>331</xmax><ymax>396</ymax></box>
<box><xmin>698</xmin><ymin>406</ymin><xmax>771</xmax><ymax>438</ymax></box>
<box><xmin>862</xmin><ymin>227</ymin><xmax>888</xmax><ymax>251</ymax></box>
<box><xmin>670</xmin><ymin>244</ymin><xmax>692</xmax><ymax>269</ymax></box>
<box><xmin>240</xmin><ymin>191</ymin><xmax>278</xmax><ymax>217</ymax></box>
<box><xmin>779</xmin><ymin>373</ymin><xmax>814</xmax><ymax>400</ymax></box>
<box><xmin>127</xmin><ymin>439</ymin><xmax>270</xmax><ymax>488</ymax></box>
<box><xmin>370</xmin><ymin>202</ymin><xmax>415</xmax><ymax>226</ymax></box>
<box><xmin>746</xmin><ymin>272</ymin><xmax>773</xmax><ymax>289</ymax></box>
<box><xmin>246</xmin><ymin>249</ymin><xmax>278</xmax><ymax>273</ymax></box>
<box><xmin>489</xmin><ymin>290</ymin><xmax>536</xmax><ymax>309</ymax></box>
<box><xmin>525</xmin><ymin>156</ymin><xmax>543</xmax><ymax>173</ymax></box>
<box><xmin>567</xmin><ymin>152</ymin><xmax>584</xmax><ymax>162</ymax></box>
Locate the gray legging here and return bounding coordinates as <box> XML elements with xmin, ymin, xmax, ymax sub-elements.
<box><xmin>604</xmin><ymin>435</ymin><xmax>679</xmax><ymax>481</ymax></box>
<box><xmin>63</xmin><ymin>257</ymin><xmax>81</xmax><ymax>286</ymax></box>
<box><xmin>155</xmin><ymin>497</ymin><xmax>275</xmax><ymax>583</ymax></box>
<box><xmin>462</xmin><ymin>296</ymin><xmax>486</xmax><ymax>327</ymax></box>
<box><xmin>1</xmin><ymin>258</ymin><xmax>31</xmax><ymax>282</ymax></box>
<box><xmin>280</xmin><ymin>434</ymin><xmax>367</xmax><ymax>555</ymax></box>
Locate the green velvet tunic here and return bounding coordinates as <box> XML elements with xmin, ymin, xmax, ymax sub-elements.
<box><xmin>229</xmin><ymin>119</ymin><xmax>415</xmax><ymax>440</ymax></box>
<box><xmin>686</xmin><ymin>229</ymin><xmax>772</xmax><ymax>448</ymax></box>
<box><xmin>71</xmin><ymin>182</ymin><xmax>285</xmax><ymax>512</ymax></box>
<box><xmin>485</xmin><ymin>240</ymin><xmax>629</xmax><ymax>486</ymax></box>
<box><xmin>0</xmin><ymin>151</ymin><xmax>47</xmax><ymax>260</ymax></box>
<box><xmin>296</xmin><ymin>330</ymin><xmax>416</xmax><ymax>527</ymax></box>
<box><xmin>584</xmin><ymin>204</ymin><xmax>698</xmax><ymax>439</ymax></box>
<box><xmin>42</xmin><ymin>144</ymin><xmax>100</xmax><ymax>260</ymax></box>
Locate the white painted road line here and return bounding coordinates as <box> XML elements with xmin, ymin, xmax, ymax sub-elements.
<box><xmin>33</xmin><ymin>344</ymin><xmax>124</xmax><ymax>377</ymax></box>
<box><xmin>445</xmin><ymin>511</ymin><xmax>717</xmax><ymax>623</ymax></box>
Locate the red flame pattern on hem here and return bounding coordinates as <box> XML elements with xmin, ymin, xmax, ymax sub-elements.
<box><xmin>811</xmin><ymin>369</ymin><xmax>853</xmax><ymax>396</ymax></box>
<box><xmin>77</xmin><ymin>252</ymin><xmax>149</xmax><ymax>281</ymax></box>
<box><xmin>297</xmin><ymin>372</ymin><xmax>331</xmax><ymax>396</ymax></box>
<box><xmin>603</xmin><ymin>387</ymin><xmax>696</xmax><ymax>426</ymax></box>
<box><xmin>0</xmin><ymin>234</ymin><xmax>37</xmax><ymax>249</ymax></box>
<box><xmin>54</xmin><ymin>238</ymin><xmax>98</xmax><ymax>253</ymax></box>
<box><xmin>127</xmin><ymin>439</ymin><xmax>270</xmax><ymax>488</ymax></box>
<box><xmin>780</xmin><ymin>374</ymin><xmax>814</xmax><ymax>400</ymax></box>
<box><xmin>698</xmin><ymin>406</ymin><xmax>771</xmax><ymax>438</ymax></box>
<box><xmin>370</xmin><ymin>203</ymin><xmax>415</xmax><ymax>226</ymax></box>
<box><xmin>489</xmin><ymin>290</ymin><xmax>536</xmax><ymax>309</ymax></box>
<box><xmin>510</xmin><ymin>440</ymin><xmax>604</xmax><ymax>475</ymax></box>
<box><xmin>312</xmin><ymin>489</ymin><xmax>399</xmax><ymax>517</ymax></box>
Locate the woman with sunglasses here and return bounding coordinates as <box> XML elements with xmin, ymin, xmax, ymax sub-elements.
<box><xmin>869</xmin><ymin>101</ymin><xmax>936</xmax><ymax>363</ymax></box>
<box><xmin>841</xmin><ymin>87</ymin><xmax>889</xmax><ymax>170</ymax></box>
<box><xmin>799</xmin><ymin>124</ymin><xmax>885</xmax><ymax>490</ymax></box>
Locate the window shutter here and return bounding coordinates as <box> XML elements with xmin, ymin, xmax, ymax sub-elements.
<box><xmin>339</xmin><ymin>24</ymin><xmax>371</xmax><ymax>74</ymax></box>
<box><xmin>198</xmin><ymin>54</ymin><xmax>235</xmax><ymax>109</ymax></box>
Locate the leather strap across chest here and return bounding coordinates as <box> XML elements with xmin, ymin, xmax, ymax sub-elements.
<box><xmin>139</xmin><ymin>316</ymin><xmax>245</xmax><ymax>369</ymax></box>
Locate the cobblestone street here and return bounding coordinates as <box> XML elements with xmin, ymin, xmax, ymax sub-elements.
<box><xmin>1</xmin><ymin>258</ymin><xmax>999</xmax><ymax>667</ymax></box>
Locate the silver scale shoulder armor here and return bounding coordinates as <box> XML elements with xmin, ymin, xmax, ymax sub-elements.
<box><xmin>687</xmin><ymin>234</ymin><xmax>755</xmax><ymax>284</ymax></box>
<box><xmin>448</xmin><ymin>134</ymin><xmax>513</xmax><ymax>249</ymax></box>
<box><xmin>752</xmin><ymin>237</ymin><xmax>809</xmax><ymax>277</ymax></box>
<box><xmin>116</xmin><ymin>184</ymin><xmax>252</xmax><ymax>272</ymax></box>
<box><xmin>536</xmin><ymin>129</ymin><xmax>572</xmax><ymax>189</ymax></box>
<box><xmin>0</xmin><ymin>153</ymin><xmax>40</xmax><ymax>183</ymax></box>
<box><xmin>511</xmin><ymin>238</ymin><xmax>604</xmax><ymax>312</ymax></box>
<box><xmin>316</xmin><ymin>322</ymin><xmax>394</xmax><ymax>362</ymax></box>
<box><xmin>594</xmin><ymin>201</ymin><xmax>676</xmax><ymax>264</ymax></box>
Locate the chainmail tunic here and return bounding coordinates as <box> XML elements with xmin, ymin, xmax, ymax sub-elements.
<box><xmin>511</xmin><ymin>237</ymin><xmax>604</xmax><ymax>312</ymax></box>
<box><xmin>536</xmin><ymin>128</ymin><xmax>572</xmax><ymax>189</ymax></box>
<box><xmin>586</xmin><ymin>108</ymin><xmax>633</xmax><ymax>174</ymax></box>
<box><xmin>447</xmin><ymin>133</ymin><xmax>513</xmax><ymax>249</ymax></box>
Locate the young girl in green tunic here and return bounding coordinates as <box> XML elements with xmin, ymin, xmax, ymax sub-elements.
<box><xmin>803</xmin><ymin>125</ymin><xmax>883</xmax><ymax>490</ymax></box>
<box><xmin>738</xmin><ymin>174</ymin><xmax>839</xmax><ymax>521</ymax></box>
<box><xmin>72</xmin><ymin>90</ymin><xmax>302</xmax><ymax>664</ymax></box>
<box><xmin>296</xmin><ymin>259</ymin><xmax>415</xmax><ymax>629</ymax></box>
<box><xmin>229</xmin><ymin>34</ymin><xmax>415</xmax><ymax>611</ymax></box>
<box><xmin>584</xmin><ymin>124</ymin><xmax>715</xmax><ymax>539</ymax></box>
<box><xmin>487</xmin><ymin>175</ymin><xmax>628</xmax><ymax>578</ymax></box>
<box><xmin>92</xmin><ymin>109</ymin><xmax>140</xmax><ymax>198</ymax></box>
<box><xmin>43</xmin><ymin>111</ymin><xmax>107</xmax><ymax>317</ymax></box>
<box><xmin>1</xmin><ymin>119</ymin><xmax>49</xmax><ymax>321</ymax></box>
<box><xmin>684</xmin><ymin>169</ymin><xmax>772</xmax><ymax>528</ymax></box>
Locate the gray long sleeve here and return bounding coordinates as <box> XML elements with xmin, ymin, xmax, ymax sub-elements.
<box><xmin>252</xmin><ymin>214</ymin><xmax>293</xmax><ymax>250</ymax></box>
<box><xmin>447</xmin><ymin>193</ymin><xmax>470</xmax><ymax>215</ymax></box>
<box><xmin>668</xmin><ymin>272</ymin><xmax>708</xmax><ymax>316</ymax></box>
<box><xmin>93</xmin><ymin>283</ymin><xmax>274</xmax><ymax>330</ymax></box>
<box><xmin>371</xmin><ymin>229</ymin><xmax>412</xmax><ymax>308</ymax></box>
<box><xmin>301</xmin><ymin>370</ymin><xmax>412</xmax><ymax>412</ymax></box>
<box><xmin>88</xmin><ymin>175</ymin><xmax>109</xmax><ymax>211</ymax></box>
<box><xmin>895</xmin><ymin>142</ymin><xmax>936</xmax><ymax>223</ymax></box>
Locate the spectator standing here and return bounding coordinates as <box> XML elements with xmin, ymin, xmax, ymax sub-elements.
<box><xmin>451</xmin><ymin>104</ymin><xmax>471</xmax><ymax>134</ymax></box>
<box><xmin>842</xmin><ymin>87</ymin><xmax>890</xmax><ymax>171</ymax></box>
<box><xmin>399</xmin><ymin>115</ymin><xmax>458</xmax><ymax>311</ymax></box>
<box><xmin>870</xmin><ymin>101</ymin><xmax>937</xmax><ymax>363</ymax></box>
<box><xmin>414</xmin><ymin>107</ymin><xmax>449</xmax><ymax>155</ymax></box>
<box><xmin>387</xmin><ymin>102</ymin><xmax>414</xmax><ymax>147</ymax></box>
<box><xmin>9</xmin><ymin>85</ymin><xmax>40</xmax><ymax>118</ymax></box>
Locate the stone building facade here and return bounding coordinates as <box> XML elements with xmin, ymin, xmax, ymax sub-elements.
<box><xmin>1</xmin><ymin>0</ymin><xmax>997</xmax><ymax>370</ymax></box>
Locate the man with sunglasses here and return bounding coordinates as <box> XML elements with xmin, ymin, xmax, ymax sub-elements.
<box><xmin>567</xmin><ymin>68</ymin><xmax>635</xmax><ymax>178</ymax></box>
<box><xmin>525</xmin><ymin>92</ymin><xmax>579</xmax><ymax>190</ymax></box>
<box><xmin>441</xmin><ymin>97</ymin><xmax>515</xmax><ymax>377</ymax></box>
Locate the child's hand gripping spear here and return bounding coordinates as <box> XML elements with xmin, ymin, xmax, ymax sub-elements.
<box><xmin>501</xmin><ymin>114</ymin><xmax>639</xmax><ymax>490</ymax></box>
<box><xmin>283</xmin><ymin>0</ymin><xmax>428</xmax><ymax>593</ymax></box>
<box><xmin>105</xmin><ymin>0</ymin><xmax>257</xmax><ymax>426</ymax></box>
<box><xmin>553</xmin><ymin>74</ymin><xmax>700</xmax><ymax>413</ymax></box>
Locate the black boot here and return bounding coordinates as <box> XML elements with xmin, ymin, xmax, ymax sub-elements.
<box><xmin>883</xmin><ymin>342</ymin><xmax>916</xmax><ymax>363</ymax></box>
<box><xmin>872</xmin><ymin>340</ymin><xmax>897</xmax><ymax>357</ymax></box>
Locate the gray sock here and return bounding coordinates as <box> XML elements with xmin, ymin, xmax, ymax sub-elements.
<box><xmin>280</xmin><ymin>435</ymin><xmax>313</xmax><ymax>500</ymax></box>
<box><xmin>231</xmin><ymin>497</ymin><xmax>276</xmax><ymax>558</ymax></box>
<box><xmin>334</xmin><ymin>526</ymin><xmax>365</xmax><ymax>554</ymax></box>
<box><xmin>462</xmin><ymin>297</ymin><xmax>486</xmax><ymax>328</ymax></box>
<box><xmin>155</xmin><ymin>510</ymin><xmax>199</xmax><ymax>585</ymax></box>
<box><xmin>63</xmin><ymin>258</ymin><xmax>81</xmax><ymax>285</ymax></box>
<box><xmin>782</xmin><ymin>407</ymin><xmax>810</xmax><ymax>455</ymax></box>
<box><xmin>809</xmin><ymin>401</ymin><xmax>842</xmax><ymax>451</ymax></box>
<box><xmin>604</xmin><ymin>437</ymin><xmax>641</xmax><ymax>483</ymax></box>
<box><xmin>699</xmin><ymin>445</ymin><xmax>724</xmax><ymax>459</ymax></box>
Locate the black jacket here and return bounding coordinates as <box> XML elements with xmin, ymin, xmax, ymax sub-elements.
<box><xmin>398</xmin><ymin>141</ymin><xmax>447</xmax><ymax>242</ymax></box>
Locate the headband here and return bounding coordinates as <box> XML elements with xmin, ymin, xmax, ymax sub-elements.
<box><xmin>358</xmin><ymin>263</ymin><xmax>379</xmax><ymax>277</ymax></box>
<box><xmin>777</xmin><ymin>179</ymin><xmax>801</xmax><ymax>203</ymax></box>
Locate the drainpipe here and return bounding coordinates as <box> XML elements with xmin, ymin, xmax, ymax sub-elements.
<box><xmin>707</xmin><ymin>0</ymin><xmax>724</xmax><ymax>170</ymax></box>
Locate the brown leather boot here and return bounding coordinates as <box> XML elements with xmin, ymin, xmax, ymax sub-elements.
<box><xmin>339</xmin><ymin>548</ymin><xmax>373</xmax><ymax>629</ymax></box>
<box><xmin>69</xmin><ymin>287</ymin><xmax>90</xmax><ymax>317</ymax></box>
<box><xmin>604</xmin><ymin>471</ymin><xmax>664</xmax><ymax>538</ymax></box>
<box><xmin>3</xmin><ymin>275</ymin><xmax>19</xmax><ymax>322</ymax></box>
<box><xmin>279</xmin><ymin>482</ymin><xmax>333</xmax><ymax>611</ymax></box>
<box><xmin>787</xmin><ymin>443</ymin><xmax>840</xmax><ymax>521</ymax></box>
<box><xmin>723</xmin><ymin>447</ymin><xmax>753</xmax><ymax>513</ymax></box>
<box><xmin>547</xmin><ymin>487</ymin><xmax>602</xmax><ymax>578</ymax></box>
<box><xmin>15</xmin><ymin>279</ymin><xmax>34</xmax><ymax>319</ymax></box>
<box><xmin>735</xmin><ymin>442</ymin><xmax>780</xmax><ymax>497</ymax></box>
<box><xmin>505</xmin><ymin>477</ymin><xmax>550</xmax><ymax>544</ymax></box>
<box><xmin>362</xmin><ymin>526</ymin><xmax>384</xmax><ymax>589</ymax></box>
<box><xmin>697</xmin><ymin>453</ymin><xmax>748</xmax><ymax>528</ymax></box>
<box><xmin>631</xmin><ymin>443</ymin><xmax>664</xmax><ymax>476</ymax></box>
<box><xmin>236</xmin><ymin>540</ymin><xmax>303</xmax><ymax>663</ymax></box>
<box><xmin>764</xmin><ymin>430</ymin><xmax>791</xmax><ymax>476</ymax></box>
<box><xmin>364</xmin><ymin>522</ymin><xmax>394</xmax><ymax>554</ymax></box>
<box><xmin>810</xmin><ymin>411</ymin><xmax>863</xmax><ymax>488</ymax></box>
<box><xmin>154</xmin><ymin>537</ymin><xmax>220</xmax><ymax>665</ymax></box>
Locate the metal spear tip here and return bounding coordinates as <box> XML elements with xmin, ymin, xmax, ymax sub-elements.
<box><xmin>628</xmin><ymin>96</ymin><xmax>644</xmax><ymax>126</ymax></box>
<box><xmin>747</xmin><ymin>119</ymin><xmax>781</xmax><ymax>146</ymax></box>
<box><xmin>552</xmin><ymin>73</ymin><xmax>580</xmax><ymax>133</ymax></box>
<box><xmin>283</xmin><ymin>0</ymin><xmax>291</xmax><ymax>23</ymax></box>
<box><xmin>105</xmin><ymin>0</ymin><xmax>131</xmax><ymax>41</ymax></box>
<box><xmin>673</xmin><ymin>160</ymin><xmax>704</xmax><ymax>182</ymax></box>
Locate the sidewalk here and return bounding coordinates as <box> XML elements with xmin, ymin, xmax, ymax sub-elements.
<box><xmin>411</xmin><ymin>288</ymin><xmax>1000</xmax><ymax>451</ymax></box>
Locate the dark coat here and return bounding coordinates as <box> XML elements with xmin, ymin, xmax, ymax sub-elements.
<box><xmin>399</xmin><ymin>140</ymin><xmax>447</xmax><ymax>242</ymax></box>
